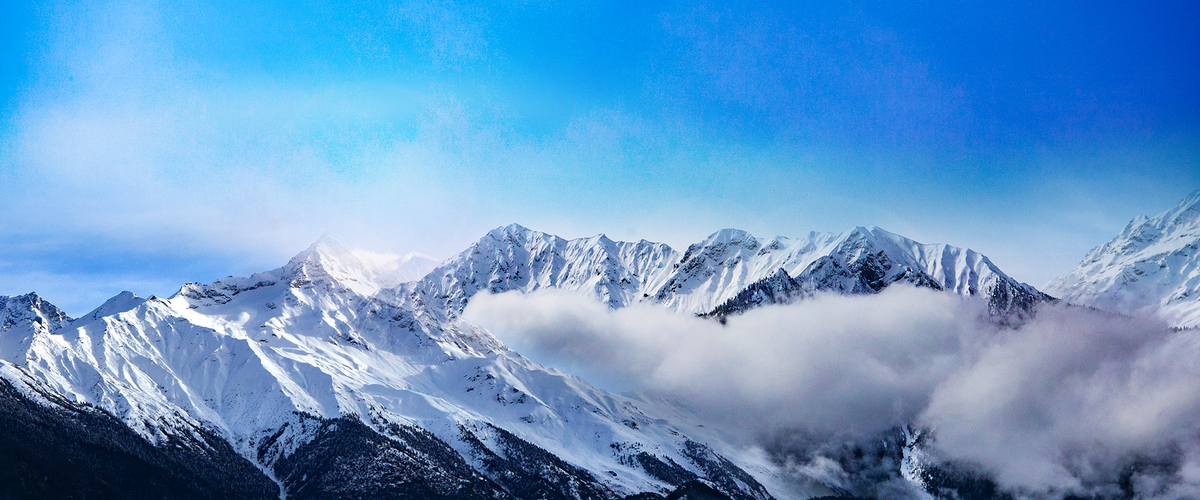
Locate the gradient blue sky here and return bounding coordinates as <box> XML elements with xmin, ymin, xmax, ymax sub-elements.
<box><xmin>1</xmin><ymin>0</ymin><xmax>1198</xmax><ymax>315</ymax></box>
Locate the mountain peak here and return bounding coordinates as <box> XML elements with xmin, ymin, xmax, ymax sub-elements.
<box><xmin>281</xmin><ymin>236</ymin><xmax>436</xmax><ymax>295</ymax></box>
<box><xmin>481</xmin><ymin>224</ymin><xmax>553</xmax><ymax>249</ymax></box>
<box><xmin>703</xmin><ymin>228</ymin><xmax>758</xmax><ymax>246</ymax></box>
<box><xmin>584</xmin><ymin>232</ymin><xmax>614</xmax><ymax>244</ymax></box>
<box><xmin>488</xmin><ymin>223</ymin><xmax>534</xmax><ymax>238</ymax></box>
<box><xmin>1044</xmin><ymin>189</ymin><xmax>1200</xmax><ymax>328</ymax></box>
<box><xmin>0</xmin><ymin>292</ymin><xmax>70</xmax><ymax>333</ymax></box>
<box><xmin>1161</xmin><ymin>189</ymin><xmax>1200</xmax><ymax>230</ymax></box>
<box><xmin>77</xmin><ymin>291</ymin><xmax>146</xmax><ymax>323</ymax></box>
<box><xmin>845</xmin><ymin>225</ymin><xmax>892</xmax><ymax>239</ymax></box>
<box><xmin>285</xmin><ymin>236</ymin><xmax>352</xmax><ymax>276</ymax></box>
<box><xmin>1179</xmin><ymin>188</ymin><xmax>1200</xmax><ymax>208</ymax></box>
<box><xmin>301</xmin><ymin>234</ymin><xmax>353</xmax><ymax>259</ymax></box>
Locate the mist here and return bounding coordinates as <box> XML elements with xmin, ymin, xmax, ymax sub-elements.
<box><xmin>464</xmin><ymin>287</ymin><xmax>1200</xmax><ymax>499</ymax></box>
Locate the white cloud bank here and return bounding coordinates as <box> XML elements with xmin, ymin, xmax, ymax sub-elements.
<box><xmin>464</xmin><ymin>287</ymin><xmax>1200</xmax><ymax>499</ymax></box>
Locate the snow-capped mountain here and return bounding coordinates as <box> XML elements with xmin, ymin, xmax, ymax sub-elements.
<box><xmin>0</xmin><ymin>292</ymin><xmax>70</xmax><ymax>363</ymax></box>
<box><xmin>406</xmin><ymin>224</ymin><xmax>1050</xmax><ymax>320</ymax></box>
<box><xmin>0</xmin><ymin>238</ymin><xmax>773</xmax><ymax>500</ymax></box>
<box><xmin>1045</xmin><ymin>189</ymin><xmax>1200</xmax><ymax>329</ymax></box>
<box><xmin>279</xmin><ymin>236</ymin><xmax>439</xmax><ymax>295</ymax></box>
<box><xmin>0</xmin><ymin>223</ymin><xmax>1054</xmax><ymax>499</ymax></box>
<box><xmin>651</xmin><ymin>226</ymin><xmax>1050</xmax><ymax>317</ymax></box>
<box><xmin>397</xmin><ymin>224</ymin><xmax>679</xmax><ymax>319</ymax></box>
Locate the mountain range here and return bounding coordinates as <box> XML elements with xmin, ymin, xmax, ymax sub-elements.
<box><xmin>2</xmin><ymin>189</ymin><xmax>1198</xmax><ymax>500</ymax></box>
<box><xmin>395</xmin><ymin>224</ymin><xmax>1049</xmax><ymax>321</ymax></box>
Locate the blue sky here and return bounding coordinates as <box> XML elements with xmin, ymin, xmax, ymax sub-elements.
<box><xmin>1</xmin><ymin>0</ymin><xmax>1197</xmax><ymax>315</ymax></box>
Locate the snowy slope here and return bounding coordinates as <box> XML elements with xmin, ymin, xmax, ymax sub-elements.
<box><xmin>1045</xmin><ymin>189</ymin><xmax>1200</xmax><ymax>328</ymax></box>
<box><xmin>0</xmin><ymin>237</ymin><xmax>773</xmax><ymax>500</ymax></box>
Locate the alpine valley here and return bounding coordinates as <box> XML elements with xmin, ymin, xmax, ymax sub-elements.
<box><xmin>3</xmin><ymin>190</ymin><xmax>1199</xmax><ymax>500</ymax></box>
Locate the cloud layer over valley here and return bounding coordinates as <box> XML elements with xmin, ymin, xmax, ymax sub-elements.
<box><xmin>465</xmin><ymin>287</ymin><xmax>1200</xmax><ymax>499</ymax></box>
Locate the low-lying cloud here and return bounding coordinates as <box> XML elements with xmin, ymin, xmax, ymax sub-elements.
<box><xmin>923</xmin><ymin>306</ymin><xmax>1200</xmax><ymax>498</ymax></box>
<box><xmin>464</xmin><ymin>287</ymin><xmax>1200</xmax><ymax>499</ymax></box>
